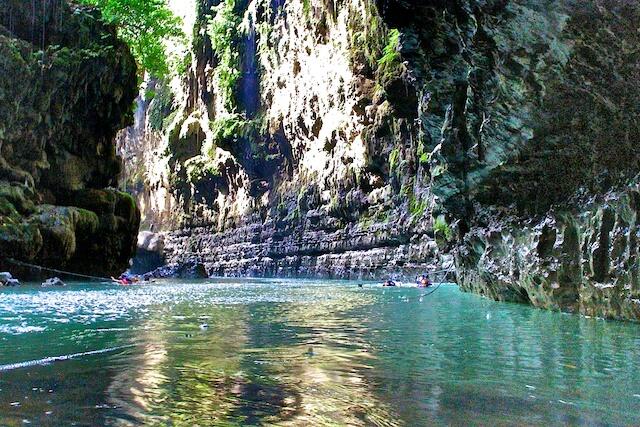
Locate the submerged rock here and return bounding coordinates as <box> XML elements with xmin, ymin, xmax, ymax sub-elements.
<box><xmin>41</xmin><ymin>277</ymin><xmax>66</xmax><ymax>288</ymax></box>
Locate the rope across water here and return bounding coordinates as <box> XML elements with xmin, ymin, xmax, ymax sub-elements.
<box><xmin>420</xmin><ymin>267</ymin><xmax>455</xmax><ymax>296</ymax></box>
<box><xmin>6</xmin><ymin>258</ymin><xmax>113</xmax><ymax>282</ymax></box>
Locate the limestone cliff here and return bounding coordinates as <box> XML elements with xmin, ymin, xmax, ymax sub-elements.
<box><xmin>121</xmin><ymin>0</ymin><xmax>640</xmax><ymax>319</ymax></box>
<box><xmin>0</xmin><ymin>0</ymin><xmax>140</xmax><ymax>277</ymax></box>
<box><xmin>120</xmin><ymin>0</ymin><xmax>446</xmax><ymax>279</ymax></box>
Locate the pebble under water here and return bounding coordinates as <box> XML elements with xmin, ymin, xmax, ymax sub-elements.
<box><xmin>1</xmin><ymin>279</ymin><xmax>640</xmax><ymax>426</ymax></box>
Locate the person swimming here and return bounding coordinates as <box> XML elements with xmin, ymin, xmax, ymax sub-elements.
<box><xmin>112</xmin><ymin>274</ymin><xmax>132</xmax><ymax>285</ymax></box>
<box><xmin>416</xmin><ymin>274</ymin><xmax>432</xmax><ymax>288</ymax></box>
<box><xmin>383</xmin><ymin>279</ymin><xmax>397</xmax><ymax>287</ymax></box>
<box><xmin>111</xmin><ymin>273</ymin><xmax>143</xmax><ymax>286</ymax></box>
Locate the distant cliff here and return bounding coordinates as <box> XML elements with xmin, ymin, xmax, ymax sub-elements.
<box><xmin>0</xmin><ymin>0</ymin><xmax>140</xmax><ymax>277</ymax></box>
<box><xmin>120</xmin><ymin>0</ymin><xmax>640</xmax><ymax>320</ymax></box>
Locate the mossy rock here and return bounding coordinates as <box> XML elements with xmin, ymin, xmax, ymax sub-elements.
<box><xmin>0</xmin><ymin>197</ymin><xmax>19</xmax><ymax>218</ymax></box>
<box><xmin>64</xmin><ymin>189</ymin><xmax>117</xmax><ymax>215</ymax></box>
<box><xmin>0</xmin><ymin>0</ymin><xmax>139</xmax><ymax>278</ymax></box>
<box><xmin>0</xmin><ymin>182</ymin><xmax>35</xmax><ymax>214</ymax></box>
<box><xmin>114</xmin><ymin>191</ymin><xmax>138</xmax><ymax>224</ymax></box>
<box><xmin>31</xmin><ymin>206</ymin><xmax>80</xmax><ymax>262</ymax></box>
<box><xmin>0</xmin><ymin>220</ymin><xmax>43</xmax><ymax>260</ymax></box>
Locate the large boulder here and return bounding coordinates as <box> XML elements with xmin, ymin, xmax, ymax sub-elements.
<box><xmin>130</xmin><ymin>231</ymin><xmax>166</xmax><ymax>274</ymax></box>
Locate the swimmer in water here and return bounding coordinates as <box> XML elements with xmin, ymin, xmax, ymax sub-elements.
<box><xmin>416</xmin><ymin>274</ymin><xmax>432</xmax><ymax>288</ymax></box>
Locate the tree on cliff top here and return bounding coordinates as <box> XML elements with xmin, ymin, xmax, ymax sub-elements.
<box><xmin>79</xmin><ymin>0</ymin><xmax>183</xmax><ymax>78</ymax></box>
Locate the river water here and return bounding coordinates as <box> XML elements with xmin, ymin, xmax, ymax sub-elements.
<box><xmin>0</xmin><ymin>279</ymin><xmax>639</xmax><ymax>426</ymax></box>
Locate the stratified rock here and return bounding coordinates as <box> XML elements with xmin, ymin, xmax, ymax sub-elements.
<box><xmin>115</xmin><ymin>1</ymin><xmax>447</xmax><ymax>281</ymax></box>
<box><xmin>0</xmin><ymin>0</ymin><xmax>140</xmax><ymax>278</ymax></box>
<box><xmin>41</xmin><ymin>277</ymin><xmax>66</xmax><ymax>287</ymax></box>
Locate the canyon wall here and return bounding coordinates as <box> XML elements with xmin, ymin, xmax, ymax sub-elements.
<box><xmin>121</xmin><ymin>0</ymin><xmax>640</xmax><ymax>319</ymax></box>
<box><xmin>120</xmin><ymin>0</ymin><xmax>448</xmax><ymax>280</ymax></box>
<box><xmin>0</xmin><ymin>0</ymin><xmax>140</xmax><ymax>277</ymax></box>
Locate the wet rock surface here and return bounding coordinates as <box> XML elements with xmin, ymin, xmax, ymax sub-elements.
<box><xmin>148</xmin><ymin>261</ymin><xmax>209</xmax><ymax>279</ymax></box>
<box><xmin>0</xmin><ymin>0</ymin><xmax>140</xmax><ymax>278</ymax></box>
<box><xmin>457</xmin><ymin>187</ymin><xmax>640</xmax><ymax>321</ymax></box>
<box><xmin>425</xmin><ymin>0</ymin><xmax>640</xmax><ymax>320</ymax></box>
<box><xmin>0</xmin><ymin>272</ymin><xmax>19</xmax><ymax>287</ymax></box>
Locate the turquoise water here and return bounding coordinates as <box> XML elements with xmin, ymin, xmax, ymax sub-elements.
<box><xmin>1</xmin><ymin>279</ymin><xmax>640</xmax><ymax>426</ymax></box>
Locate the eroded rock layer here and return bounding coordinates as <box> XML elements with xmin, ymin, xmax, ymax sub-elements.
<box><xmin>0</xmin><ymin>0</ymin><xmax>140</xmax><ymax>277</ymax></box>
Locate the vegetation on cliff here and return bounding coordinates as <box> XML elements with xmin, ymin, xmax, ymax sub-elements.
<box><xmin>78</xmin><ymin>0</ymin><xmax>183</xmax><ymax>78</ymax></box>
<box><xmin>207</xmin><ymin>0</ymin><xmax>243</xmax><ymax>111</ymax></box>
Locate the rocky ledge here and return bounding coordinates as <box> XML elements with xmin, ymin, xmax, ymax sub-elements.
<box><xmin>457</xmin><ymin>186</ymin><xmax>640</xmax><ymax>321</ymax></box>
<box><xmin>158</xmin><ymin>213</ymin><xmax>450</xmax><ymax>280</ymax></box>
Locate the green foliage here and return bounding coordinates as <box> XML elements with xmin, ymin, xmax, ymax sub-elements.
<box><xmin>185</xmin><ymin>156</ymin><xmax>221</xmax><ymax>183</ymax></box>
<box><xmin>148</xmin><ymin>82</ymin><xmax>176</xmax><ymax>131</ymax></box>
<box><xmin>175</xmin><ymin>52</ymin><xmax>192</xmax><ymax>76</ymax></box>
<box><xmin>348</xmin><ymin>1</ymin><xmax>386</xmax><ymax>70</ymax></box>
<box><xmin>433</xmin><ymin>215</ymin><xmax>453</xmax><ymax>241</ymax></box>
<box><xmin>78</xmin><ymin>0</ymin><xmax>183</xmax><ymax>78</ymax></box>
<box><xmin>211</xmin><ymin>114</ymin><xmax>252</xmax><ymax>147</ymax></box>
<box><xmin>378</xmin><ymin>29</ymin><xmax>401</xmax><ymax>68</ymax></box>
<box><xmin>303</xmin><ymin>0</ymin><xmax>312</xmax><ymax>18</ymax></box>
<box><xmin>377</xmin><ymin>28</ymin><xmax>403</xmax><ymax>86</ymax></box>
<box><xmin>208</xmin><ymin>0</ymin><xmax>243</xmax><ymax>111</ymax></box>
<box><xmin>409</xmin><ymin>197</ymin><xmax>428</xmax><ymax>217</ymax></box>
<box><xmin>417</xmin><ymin>139</ymin><xmax>431</xmax><ymax>165</ymax></box>
<box><xmin>211</xmin><ymin>113</ymin><xmax>266</xmax><ymax>147</ymax></box>
<box><xmin>389</xmin><ymin>148</ymin><xmax>400</xmax><ymax>171</ymax></box>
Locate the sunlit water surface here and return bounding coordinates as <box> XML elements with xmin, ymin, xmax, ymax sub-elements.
<box><xmin>1</xmin><ymin>279</ymin><xmax>640</xmax><ymax>426</ymax></box>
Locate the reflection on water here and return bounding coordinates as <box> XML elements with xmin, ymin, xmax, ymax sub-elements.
<box><xmin>1</xmin><ymin>280</ymin><xmax>640</xmax><ymax>426</ymax></box>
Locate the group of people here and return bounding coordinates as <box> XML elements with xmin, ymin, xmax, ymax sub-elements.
<box><xmin>382</xmin><ymin>274</ymin><xmax>433</xmax><ymax>288</ymax></box>
<box><xmin>111</xmin><ymin>272</ymin><xmax>154</xmax><ymax>286</ymax></box>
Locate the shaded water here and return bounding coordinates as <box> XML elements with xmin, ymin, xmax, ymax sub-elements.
<box><xmin>1</xmin><ymin>279</ymin><xmax>639</xmax><ymax>426</ymax></box>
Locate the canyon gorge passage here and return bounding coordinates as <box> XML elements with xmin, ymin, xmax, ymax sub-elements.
<box><xmin>2</xmin><ymin>0</ymin><xmax>640</xmax><ymax>425</ymax></box>
<box><xmin>7</xmin><ymin>0</ymin><xmax>637</xmax><ymax>320</ymax></box>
